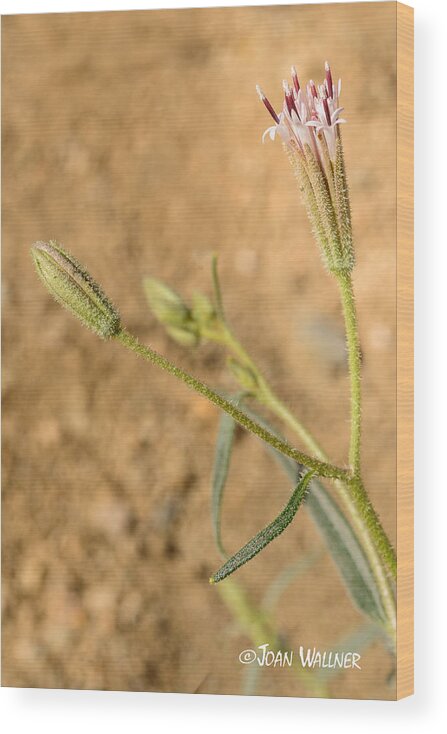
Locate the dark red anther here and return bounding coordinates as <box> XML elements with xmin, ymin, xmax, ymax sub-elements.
<box><xmin>322</xmin><ymin>97</ymin><xmax>331</xmax><ymax>126</ymax></box>
<box><xmin>309</xmin><ymin>80</ymin><xmax>318</xmax><ymax>98</ymax></box>
<box><xmin>256</xmin><ymin>85</ymin><xmax>280</xmax><ymax>124</ymax></box>
<box><xmin>325</xmin><ymin>61</ymin><xmax>333</xmax><ymax>99</ymax></box>
<box><xmin>285</xmin><ymin>91</ymin><xmax>298</xmax><ymax>117</ymax></box>
<box><xmin>263</xmin><ymin>96</ymin><xmax>280</xmax><ymax>124</ymax></box>
<box><xmin>291</xmin><ymin>66</ymin><xmax>300</xmax><ymax>95</ymax></box>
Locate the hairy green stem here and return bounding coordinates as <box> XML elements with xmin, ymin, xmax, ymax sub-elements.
<box><xmin>335</xmin><ymin>478</ymin><xmax>396</xmax><ymax>636</ymax></box>
<box><xmin>220</xmin><ymin>318</ymin><xmax>397</xmax><ymax>580</ymax></box>
<box><xmin>218</xmin><ymin>326</ymin><xmax>327</xmax><ymax>460</ymax></box>
<box><xmin>345</xmin><ymin>476</ymin><xmax>397</xmax><ymax>581</ymax></box>
<box><xmin>335</xmin><ymin>271</ymin><xmax>396</xmax><ymax>580</ymax></box>
<box><xmin>336</xmin><ymin>271</ymin><xmax>362</xmax><ymax>478</ymax></box>
<box><xmin>214</xmin><ymin>318</ymin><xmax>396</xmax><ymax>635</ymax></box>
<box><xmin>115</xmin><ymin>328</ymin><xmax>348</xmax><ymax>482</ymax></box>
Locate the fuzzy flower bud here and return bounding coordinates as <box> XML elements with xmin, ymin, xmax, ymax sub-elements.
<box><xmin>191</xmin><ymin>292</ymin><xmax>216</xmax><ymax>329</ymax></box>
<box><xmin>143</xmin><ymin>276</ymin><xmax>200</xmax><ymax>347</ymax></box>
<box><xmin>256</xmin><ymin>62</ymin><xmax>354</xmax><ymax>274</ymax></box>
<box><xmin>227</xmin><ymin>357</ymin><xmax>259</xmax><ymax>393</ymax></box>
<box><xmin>31</xmin><ymin>240</ymin><xmax>121</xmax><ymax>339</ymax></box>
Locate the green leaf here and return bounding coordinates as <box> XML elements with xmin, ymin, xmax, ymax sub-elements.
<box><xmin>211</xmin><ymin>410</ymin><xmax>238</xmax><ymax>558</ymax></box>
<box><xmin>240</xmin><ymin>406</ymin><xmax>387</xmax><ymax>625</ymax></box>
<box><xmin>210</xmin><ymin>470</ymin><xmax>315</xmax><ymax>584</ymax></box>
<box><xmin>211</xmin><ymin>254</ymin><xmax>225</xmax><ymax>323</ymax></box>
<box><xmin>306</xmin><ymin>479</ymin><xmax>387</xmax><ymax>623</ymax></box>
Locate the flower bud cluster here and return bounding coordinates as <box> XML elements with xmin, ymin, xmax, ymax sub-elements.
<box><xmin>144</xmin><ymin>277</ymin><xmax>221</xmax><ymax>348</ymax></box>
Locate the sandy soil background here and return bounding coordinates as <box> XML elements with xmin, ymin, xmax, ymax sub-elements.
<box><xmin>2</xmin><ymin>3</ymin><xmax>397</xmax><ymax>698</ymax></box>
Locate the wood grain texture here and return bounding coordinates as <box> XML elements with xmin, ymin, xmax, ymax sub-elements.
<box><xmin>396</xmin><ymin>1</ymin><xmax>414</xmax><ymax>700</ymax></box>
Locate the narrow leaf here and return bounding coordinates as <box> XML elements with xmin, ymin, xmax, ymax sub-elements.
<box><xmin>210</xmin><ymin>470</ymin><xmax>315</xmax><ymax>584</ymax></box>
<box><xmin>211</xmin><ymin>254</ymin><xmax>225</xmax><ymax>323</ymax></box>
<box><xmin>211</xmin><ymin>410</ymin><xmax>238</xmax><ymax>558</ymax></box>
<box><xmin>306</xmin><ymin>480</ymin><xmax>387</xmax><ymax>623</ymax></box>
<box><xmin>240</xmin><ymin>406</ymin><xmax>387</xmax><ymax>624</ymax></box>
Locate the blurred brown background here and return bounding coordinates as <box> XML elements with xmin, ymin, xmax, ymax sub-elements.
<box><xmin>2</xmin><ymin>3</ymin><xmax>397</xmax><ymax>698</ymax></box>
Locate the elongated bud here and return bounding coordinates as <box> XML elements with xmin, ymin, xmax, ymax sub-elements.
<box><xmin>165</xmin><ymin>325</ymin><xmax>199</xmax><ymax>347</ymax></box>
<box><xmin>143</xmin><ymin>277</ymin><xmax>189</xmax><ymax>326</ymax></box>
<box><xmin>31</xmin><ymin>241</ymin><xmax>121</xmax><ymax>339</ymax></box>
<box><xmin>227</xmin><ymin>357</ymin><xmax>259</xmax><ymax>393</ymax></box>
<box><xmin>143</xmin><ymin>276</ymin><xmax>200</xmax><ymax>346</ymax></box>
<box><xmin>191</xmin><ymin>291</ymin><xmax>216</xmax><ymax>327</ymax></box>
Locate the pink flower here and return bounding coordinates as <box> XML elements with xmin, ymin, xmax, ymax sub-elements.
<box><xmin>256</xmin><ymin>62</ymin><xmax>354</xmax><ymax>275</ymax></box>
<box><xmin>256</xmin><ymin>62</ymin><xmax>345</xmax><ymax>162</ymax></box>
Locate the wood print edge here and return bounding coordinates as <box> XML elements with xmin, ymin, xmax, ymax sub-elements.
<box><xmin>396</xmin><ymin>0</ymin><xmax>414</xmax><ymax>700</ymax></box>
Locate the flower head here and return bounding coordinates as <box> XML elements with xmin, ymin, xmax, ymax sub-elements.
<box><xmin>257</xmin><ymin>61</ymin><xmax>345</xmax><ymax>162</ymax></box>
<box><xmin>256</xmin><ymin>62</ymin><xmax>354</xmax><ymax>274</ymax></box>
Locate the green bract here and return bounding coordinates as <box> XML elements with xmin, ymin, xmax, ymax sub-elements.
<box><xmin>31</xmin><ymin>241</ymin><xmax>121</xmax><ymax>339</ymax></box>
<box><xmin>143</xmin><ymin>276</ymin><xmax>200</xmax><ymax>346</ymax></box>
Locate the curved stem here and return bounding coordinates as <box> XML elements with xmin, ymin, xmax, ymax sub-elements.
<box><xmin>115</xmin><ymin>328</ymin><xmax>348</xmax><ymax>482</ymax></box>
